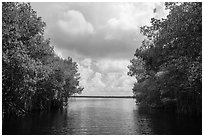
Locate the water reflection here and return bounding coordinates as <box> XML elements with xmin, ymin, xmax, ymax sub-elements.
<box><xmin>3</xmin><ymin>98</ymin><xmax>201</xmax><ymax>135</ymax></box>
<box><xmin>136</xmin><ymin>107</ymin><xmax>202</xmax><ymax>135</ymax></box>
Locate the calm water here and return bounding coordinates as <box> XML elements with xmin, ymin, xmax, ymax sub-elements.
<box><xmin>3</xmin><ymin>98</ymin><xmax>202</xmax><ymax>135</ymax></box>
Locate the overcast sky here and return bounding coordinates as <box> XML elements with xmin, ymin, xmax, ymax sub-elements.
<box><xmin>31</xmin><ymin>2</ymin><xmax>169</xmax><ymax>96</ymax></box>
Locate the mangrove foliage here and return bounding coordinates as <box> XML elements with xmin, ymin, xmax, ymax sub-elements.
<box><xmin>2</xmin><ymin>2</ymin><xmax>83</xmax><ymax>116</ymax></box>
<box><xmin>128</xmin><ymin>2</ymin><xmax>202</xmax><ymax>116</ymax></box>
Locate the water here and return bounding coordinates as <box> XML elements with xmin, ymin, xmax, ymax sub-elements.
<box><xmin>3</xmin><ymin>98</ymin><xmax>202</xmax><ymax>135</ymax></box>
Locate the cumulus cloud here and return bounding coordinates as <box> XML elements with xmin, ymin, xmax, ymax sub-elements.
<box><xmin>107</xmin><ymin>3</ymin><xmax>153</xmax><ymax>31</ymax></box>
<box><xmin>31</xmin><ymin>2</ymin><xmax>169</xmax><ymax>59</ymax></box>
<box><xmin>78</xmin><ymin>58</ymin><xmax>94</xmax><ymax>85</ymax></box>
<box><xmin>80</xmin><ymin>58</ymin><xmax>92</xmax><ymax>68</ymax></box>
<box><xmin>58</xmin><ymin>10</ymin><xmax>94</xmax><ymax>35</ymax></box>
<box><xmin>96</xmin><ymin>59</ymin><xmax>130</xmax><ymax>73</ymax></box>
<box><xmin>78</xmin><ymin>58</ymin><xmax>135</xmax><ymax>96</ymax></box>
<box><xmin>30</xmin><ymin>2</ymin><xmax>169</xmax><ymax>96</ymax></box>
<box><xmin>104</xmin><ymin>3</ymin><xmax>169</xmax><ymax>40</ymax></box>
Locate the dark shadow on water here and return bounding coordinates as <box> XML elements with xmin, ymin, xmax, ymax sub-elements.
<box><xmin>2</xmin><ymin>98</ymin><xmax>202</xmax><ymax>135</ymax></box>
<box><xmin>3</xmin><ymin>109</ymin><xmax>68</xmax><ymax>135</ymax></box>
<box><xmin>136</xmin><ymin>106</ymin><xmax>202</xmax><ymax>135</ymax></box>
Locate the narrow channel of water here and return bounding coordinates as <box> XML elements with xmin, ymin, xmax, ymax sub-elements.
<box><xmin>3</xmin><ymin>98</ymin><xmax>202</xmax><ymax>135</ymax></box>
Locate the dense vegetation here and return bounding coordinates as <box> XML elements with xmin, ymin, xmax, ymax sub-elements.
<box><xmin>128</xmin><ymin>2</ymin><xmax>201</xmax><ymax>116</ymax></box>
<box><xmin>2</xmin><ymin>2</ymin><xmax>83</xmax><ymax>116</ymax></box>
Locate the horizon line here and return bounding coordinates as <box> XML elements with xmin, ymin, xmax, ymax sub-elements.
<box><xmin>71</xmin><ymin>95</ymin><xmax>135</xmax><ymax>98</ymax></box>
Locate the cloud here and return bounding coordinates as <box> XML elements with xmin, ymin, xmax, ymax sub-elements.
<box><xmin>78</xmin><ymin>58</ymin><xmax>135</xmax><ymax>96</ymax></box>
<box><xmin>58</xmin><ymin>10</ymin><xmax>94</xmax><ymax>35</ymax></box>
<box><xmin>96</xmin><ymin>59</ymin><xmax>130</xmax><ymax>73</ymax></box>
<box><xmin>154</xmin><ymin>3</ymin><xmax>170</xmax><ymax>19</ymax></box>
<box><xmin>104</xmin><ymin>3</ymin><xmax>169</xmax><ymax>40</ymax></box>
<box><xmin>80</xmin><ymin>58</ymin><xmax>92</xmax><ymax>68</ymax></box>
<box><xmin>91</xmin><ymin>72</ymin><xmax>106</xmax><ymax>88</ymax></box>
<box><xmin>30</xmin><ymin>3</ymin><xmax>169</xmax><ymax>96</ymax></box>
<box><xmin>106</xmin><ymin>3</ymin><xmax>157</xmax><ymax>30</ymax></box>
<box><xmin>78</xmin><ymin>58</ymin><xmax>94</xmax><ymax>84</ymax></box>
<box><xmin>107</xmin><ymin>3</ymin><xmax>151</xmax><ymax>31</ymax></box>
<box><xmin>31</xmin><ymin>2</ymin><xmax>169</xmax><ymax>59</ymax></box>
<box><xmin>78</xmin><ymin>59</ymin><xmax>105</xmax><ymax>95</ymax></box>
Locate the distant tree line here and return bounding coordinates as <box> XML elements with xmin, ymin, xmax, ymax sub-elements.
<box><xmin>2</xmin><ymin>2</ymin><xmax>83</xmax><ymax>116</ymax></box>
<box><xmin>128</xmin><ymin>2</ymin><xmax>201</xmax><ymax>116</ymax></box>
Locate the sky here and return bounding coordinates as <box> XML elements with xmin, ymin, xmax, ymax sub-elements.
<box><xmin>31</xmin><ymin>2</ymin><xmax>169</xmax><ymax>96</ymax></box>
